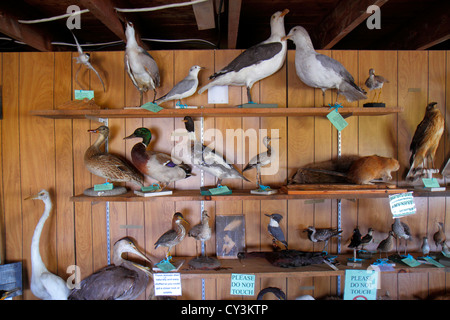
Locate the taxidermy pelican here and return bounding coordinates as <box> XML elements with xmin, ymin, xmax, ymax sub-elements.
<box><xmin>124</xmin><ymin>20</ymin><xmax>160</xmax><ymax>105</ymax></box>
<box><xmin>26</xmin><ymin>189</ymin><xmax>69</xmax><ymax>300</ymax></box>
<box><xmin>72</xmin><ymin>31</ymin><xmax>105</xmax><ymax>92</ymax></box>
<box><xmin>68</xmin><ymin>237</ymin><xmax>153</xmax><ymax>300</ymax></box>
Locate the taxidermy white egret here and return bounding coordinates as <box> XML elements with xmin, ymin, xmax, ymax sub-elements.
<box><xmin>26</xmin><ymin>189</ymin><xmax>69</xmax><ymax>300</ymax></box>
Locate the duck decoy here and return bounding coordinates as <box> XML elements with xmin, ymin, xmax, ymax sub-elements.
<box><xmin>124</xmin><ymin>127</ymin><xmax>192</xmax><ymax>190</ymax></box>
<box><xmin>421</xmin><ymin>237</ymin><xmax>430</xmax><ymax>256</ymax></box>
<box><xmin>433</xmin><ymin>222</ymin><xmax>446</xmax><ymax>252</ymax></box>
<box><xmin>26</xmin><ymin>190</ymin><xmax>70</xmax><ymax>300</ymax></box>
<box><xmin>305</xmin><ymin>226</ymin><xmax>342</xmax><ymax>252</ymax></box>
<box><xmin>155</xmin><ymin>65</ymin><xmax>204</xmax><ymax>107</ymax></box>
<box><xmin>124</xmin><ymin>20</ymin><xmax>160</xmax><ymax>106</ymax></box>
<box><xmin>265</xmin><ymin>213</ymin><xmax>288</xmax><ymax>250</ymax></box>
<box><xmin>72</xmin><ymin>31</ymin><xmax>105</xmax><ymax>92</ymax></box>
<box><xmin>243</xmin><ymin>136</ymin><xmax>280</xmax><ymax>193</ymax></box>
<box><xmin>84</xmin><ymin>125</ymin><xmax>144</xmax><ymax>189</ymax></box>
<box><xmin>68</xmin><ymin>237</ymin><xmax>153</xmax><ymax>300</ymax></box>
<box><xmin>377</xmin><ymin>231</ymin><xmax>395</xmax><ymax>259</ymax></box>
<box><xmin>154</xmin><ymin>212</ymin><xmax>189</xmax><ymax>259</ymax></box>
<box><xmin>284</xmin><ymin>26</ymin><xmax>366</xmax><ymax>106</ymax></box>
<box><xmin>181</xmin><ymin>116</ymin><xmax>249</xmax><ymax>186</ymax></box>
<box><xmin>364</xmin><ymin>68</ymin><xmax>388</xmax><ymax>102</ymax></box>
<box><xmin>392</xmin><ymin>218</ymin><xmax>412</xmax><ymax>255</ymax></box>
<box><xmin>198</xmin><ymin>9</ymin><xmax>289</xmax><ymax>104</ymax></box>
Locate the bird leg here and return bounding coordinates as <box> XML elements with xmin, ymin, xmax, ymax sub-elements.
<box><xmin>246</xmin><ymin>87</ymin><xmax>254</xmax><ymax>104</ymax></box>
<box><xmin>376</xmin><ymin>88</ymin><xmax>382</xmax><ymax>103</ymax></box>
<box><xmin>152</xmin><ymin>89</ymin><xmax>157</xmax><ymax>103</ymax></box>
<box><xmin>139</xmin><ymin>91</ymin><xmax>144</xmax><ymax>106</ymax></box>
<box><xmin>256</xmin><ymin>164</ymin><xmax>262</xmax><ymax>189</ymax></box>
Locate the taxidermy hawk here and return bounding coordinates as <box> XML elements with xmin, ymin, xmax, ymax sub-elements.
<box><xmin>406</xmin><ymin>102</ymin><xmax>444</xmax><ymax>180</ymax></box>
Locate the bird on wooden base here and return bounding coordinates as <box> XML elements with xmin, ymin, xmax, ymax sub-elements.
<box><xmin>421</xmin><ymin>237</ymin><xmax>430</xmax><ymax>256</ymax></box>
<box><xmin>365</xmin><ymin>68</ymin><xmax>388</xmax><ymax>103</ymax></box>
<box><xmin>85</xmin><ymin>125</ymin><xmax>144</xmax><ymax>188</ymax></box>
<box><xmin>155</xmin><ymin>212</ymin><xmax>189</xmax><ymax>260</ymax></box>
<box><xmin>26</xmin><ymin>190</ymin><xmax>70</xmax><ymax>300</ymax></box>
<box><xmin>406</xmin><ymin>102</ymin><xmax>444</xmax><ymax>181</ymax></box>
<box><xmin>124</xmin><ymin>127</ymin><xmax>192</xmax><ymax>190</ymax></box>
<box><xmin>68</xmin><ymin>237</ymin><xmax>153</xmax><ymax>300</ymax></box>
<box><xmin>284</xmin><ymin>26</ymin><xmax>366</xmax><ymax>106</ymax></box>
<box><xmin>124</xmin><ymin>21</ymin><xmax>160</xmax><ymax>106</ymax></box>
<box><xmin>155</xmin><ymin>65</ymin><xmax>204</xmax><ymax>107</ymax></box>
<box><xmin>243</xmin><ymin>136</ymin><xmax>280</xmax><ymax>190</ymax></box>
<box><xmin>188</xmin><ymin>210</ymin><xmax>212</xmax><ymax>256</ymax></box>
<box><xmin>198</xmin><ymin>9</ymin><xmax>289</xmax><ymax>103</ymax></box>
<box><xmin>377</xmin><ymin>231</ymin><xmax>395</xmax><ymax>259</ymax></box>
<box><xmin>348</xmin><ymin>227</ymin><xmax>362</xmax><ymax>250</ymax></box>
<box><xmin>433</xmin><ymin>222</ymin><xmax>446</xmax><ymax>252</ymax></box>
<box><xmin>305</xmin><ymin>226</ymin><xmax>342</xmax><ymax>253</ymax></box>
<box><xmin>265</xmin><ymin>213</ymin><xmax>288</xmax><ymax>250</ymax></box>
<box><xmin>392</xmin><ymin>218</ymin><xmax>412</xmax><ymax>255</ymax></box>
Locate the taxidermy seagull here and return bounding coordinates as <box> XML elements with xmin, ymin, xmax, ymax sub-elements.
<box><xmin>124</xmin><ymin>20</ymin><xmax>160</xmax><ymax>106</ymax></box>
<box><xmin>155</xmin><ymin>65</ymin><xmax>204</xmax><ymax>107</ymax></box>
<box><xmin>72</xmin><ymin>32</ymin><xmax>105</xmax><ymax>92</ymax></box>
<box><xmin>197</xmin><ymin>9</ymin><xmax>289</xmax><ymax>103</ymax></box>
<box><xmin>285</xmin><ymin>26</ymin><xmax>367</xmax><ymax>105</ymax></box>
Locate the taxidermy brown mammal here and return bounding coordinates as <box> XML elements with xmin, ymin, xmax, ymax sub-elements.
<box><xmin>289</xmin><ymin>155</ymin><xmax>399</xmax><ymax>185</ymax></box>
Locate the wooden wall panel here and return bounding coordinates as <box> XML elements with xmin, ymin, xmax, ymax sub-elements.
<box><xmin>1</xmin><ymin>50</ymin><xmax>449</xmax><ymax>300</ymax></box>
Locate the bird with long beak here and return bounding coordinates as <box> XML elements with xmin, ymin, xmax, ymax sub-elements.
<box><xmin>124</xmin><ymin>20</ymin><xmax>160</xmax><ymax>106</ymax></box>
<box><xmin>365</xmin><ymin>68</ymin><xmax>388</xmax><ymax>102</ymax></box>
<box><xmin>155</xmin><ymin>212</ymin><xmax>189</xmax><ymax>260</ymax></box>
<box><xmin>69</xmin><ymin>237</ymin><xmax>153</xmax><ymax>300</ymax></box>
<box><xmin>265</xmin><ymin>213</ymin><xmax>288</xmax><ymax>250</ymax></box>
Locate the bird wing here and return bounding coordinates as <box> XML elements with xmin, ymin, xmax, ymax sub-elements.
<box><xmin>40</xmin><ymin>272</ymin><xmax>69</xmax><ymax>300</ymax></box>
<box><xmin>158</xmin><ymin>79</ymin><xmax>196</xmax><ymax>102</ymax></box>
<box><xmin>210</xmin><ymin>42</ymin><xmax>283</xmax><ymax>79</ymax></box>
<box><xmin>140</xmin><ymin>49</ymin><xmax>161</xmax><ymax>87</ymax></box>
<box><xmin>124</xmin><ymin>52</ymin><xmax>140</xmax><ymax>89</ymax></box>
<box><xmin>71</xmin><ymin>31</ymin><xmax>84</xmax><ymax>56</ymax></box>
<box><xmin>315</xmin><ymin>53</ymin><xmax>355</xmax><ymax>83</ymax></box>
<box><xmin>155</xmin><ymin>230</ymin><xmax>177</xmax><ymax>247</ymax></box>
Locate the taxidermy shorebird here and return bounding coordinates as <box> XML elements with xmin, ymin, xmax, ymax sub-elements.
<box><xmin>124</xmin><ymin>21</ymin><xmax>160</xmax><ymax>106</ymax></box>
<box><xmin>72</xmin><ymin>32</ymin><xmax>105</xmax><ymax>92</ymax></box>
<box><xmin>421</xmin><ymin>237</ymin><xmax>430</xmax><ymax>256</ymax></box>
<box><xmin>188</xmin><ymin>210</ymin><xmax>212</xmax><ymax>256</ymax></box>
<box><xmin>265</xmin><ymin>213</ymin><xmax>288</xmax><ymax>250</ymax></box>
<box><xmin>198</xmin><ymin>9</ymin><xmax>289</xmax><ymax>103</ymax></box>
<box><xmin>154</xmin><ymin>212</ymin><xmax>189</xmax><ymax>259</ymax></box>
<box><xmin>26</xmin><ymin>190</ymin><xmax>69</xmax><ymax>300</ymax></box>
<box><xmin>124</xmin><ymin>127</ymin><xmax>192</xmax><ymax>189</ymax></box>
<box><xmin>69</xmin><ymin>237</ymin><xmax>153</xmax><ymax>300</ymax></box>
<box><xmin>360</xmin><ymin>228</ymin><xmax>374</xmax><ymax>250</ymax></box>
<box><xmin>377</xmin><ymin>231</ymin><xmax>395</xmax><ymax>259</ymax></box>
<box><xmin>243</xmin><ymin>136</ymin><xmax>280</xmax><ymax>189</ymax></box>
<box><xmin>305</xmin><ymin>226</ymin><xmax>342</xmax><ymax>252</ymax></box>
<box><xmin>392</xmin><ymin>218</ymin><xmax>412</xmax><ymax>255</ymax></box>
<box><xmin>364</xmin><ymin>68</ymin><xmax>388</xmax><ymax>102</ymax></box>
<box><xmin>347</xmin><ymin>227</ymin><xmax>362</xmax><ymax>250</ymax></box>
<box><xmin>182</xmin><ymin>116</ymin><xmax>249</xmax><ymax>186</ymax></box>
<box><xmin>433</xmin><ymin>222</ymin><xmax>446</xmax><ymax>252</ymax></box>
<box><xmin>85</xmin><ymin>126</ymin><xmax>144</xmax><ymax>188</ymax></box>
<box><xmin>155</xmin><ymin>65</ymin><xmax>204</xmax><ymax>107</ymax></box>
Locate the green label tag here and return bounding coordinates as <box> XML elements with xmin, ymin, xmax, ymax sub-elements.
<box><xmin>141</xmin><ymin>184</ymin><xmax>161</xmax><ymax>192</ymax></box>
<box><xmin>327</xmin><ymin>109</ymin><xmax>348</xmax><ymax>131</ymax></box>
<box><xmin>74</xmin><ymin>90</ymin><xmax>94</xmax><ymax>100</ymax></box>
<box><xmin>141</xmin><ymin>102</ymin><xmax>163</xmax><ymax>113</ymax></box>
<box><xmin>209</xmin><ymin>185</ymin><xmax>231</xmax><ymax>195</ymax></box>
<box><xmin>156</xmin><ymin>259</ymin><xmax>176</xmax><ymax>272</ymax></box>
<box><xmin>422</xmin><ymin>178</ymin><xmax>440</xmax><ymax>188</ymax></box>
<box><xmin>230</xmin><ymin>274</ymin><xmax>255</xmax><ymax>296</ymax></box>
<box><xmin>94</xmin><ymin>182</ymin><xmax>114</xmax><ymax>191</ymax></box>
<box><xmin>423</xmin><ymin>256</ymin><xmax>445</xmax><ymax>268</ymax></box>
<box><xmin>401</xmin><ymin>255</ymin><xmax>421</xmax><ymax>267</ymax></box>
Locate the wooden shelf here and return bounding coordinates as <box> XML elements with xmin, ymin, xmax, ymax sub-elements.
<box><xmin>30</xmin><ymin>106</ymin><xmax>403</xmax><ymax>119</ymax></box>
<box><xmin>168</xmin><ymin>253</ymin><xmax>449</xmax><ymax>280</ymax></box>
<box><xmin>70</xmin><ymin>187</ymin><xmax>409</xmax><ymax>202</ymax></box>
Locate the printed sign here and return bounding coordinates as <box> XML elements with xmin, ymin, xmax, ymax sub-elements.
<box><xmin>230</xmin><ymin>273</ymin><xmax>255</xmax><ymax>296</ymax></box>
<box><xmin>344</xmin><ymin>269</ymin><xmax>378</xmax><ymax>300</ymax></box>
<box><xmin>153</xmin><ymin>273</ymin><xmax>182</xmax><ymax>296</ymax></box>
<box><xmin>388</xmin><ymin>192</ymin><xmax>416</xmax><ymax>218</ymax></box>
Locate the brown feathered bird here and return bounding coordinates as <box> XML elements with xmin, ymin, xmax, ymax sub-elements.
<box><xmin>406</xmin><ymin>102</ymin><xmax>444</xmax><ymax>180</ymax></box>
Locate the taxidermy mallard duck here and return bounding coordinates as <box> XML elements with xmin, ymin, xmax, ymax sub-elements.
<box><xmin>84</xmin><ymin>125</ymin><xmax>144</xmax><ymax>188</ymax></box>
<box><xmin>182</xmin><ymin>116</ymin><xmax>249</xmax><ymax>186</ymax></box>
<box><xmin>124</xmin><ymin>127</ymin><xmax>192</xmax><ymax>189</ymax></box>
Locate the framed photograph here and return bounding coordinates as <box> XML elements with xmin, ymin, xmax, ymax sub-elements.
<box><xmin>215</xmin><ymin>215</ymin><xmax>245</xmax><ymax>258</ymax></box>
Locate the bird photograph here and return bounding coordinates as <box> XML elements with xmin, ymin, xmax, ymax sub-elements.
<box><xmin>406</xmin><ymin>102</ymin><xmax>445</xmax><ymax>181</ymax></box>
<box><xmin>284</xmin><ymin>26</ymin><xmax>367</xmax><ymax>106</ymax></box>
<box><xmin>265</xmin><ymin>213</ymin><xmax>288</xmax><ymax>250</ymax></box>
<box><xmin>305</xmin><ymin>226</ymin><xmax>342</xmax><ymax>253</ymax></box>
<box><xmin>68</xmin><ymin>237</ymin><xmax>153</xmax><ymax>300</ymax></box>
<box><xmin>26</xmin><ymin>189</ymin><xmax>70</xmax><ymax>300</ymax></box>
<box><xmin>364</xmin><ymin>68</ymin><xmax>389</xmax><ymax>103</ymax></box>
<box><xmin>124</xmin><ymin>127</ymin><xmax>192</xmax><ymax>190</ymax></box>
<box><xmin>84</xmin><ymin>125</ymin><xmax>144</xmax><ymax>191</ymax></box>
<box><xmin>154</xmin><ymin>212</ymin><xmax>189</xmax><ymax>260</ymax></box>
<box><xmin>124</xmin><ymin>20</ymin><xmax>160</xmax><ymax>106</ymax></box>
<box><xmin>155</xmin><ymin>65</ymin><xmax>204</xmax><ymax>107</ymax></box>
<box><xmin>198</xmin><ymin>9</ymin><xmax>289</xmax><ymax>104</ymax></box>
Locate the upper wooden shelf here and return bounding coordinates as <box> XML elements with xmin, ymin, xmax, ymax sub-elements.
<box><xmin>30</xmin><ymin>106</ymin><xmax>403</xmax><ymax>119</ymax></box>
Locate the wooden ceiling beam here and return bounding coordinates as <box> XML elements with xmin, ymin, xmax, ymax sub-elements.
<box><xmin>192</xmin><ymin>0</ymin><xmax>216</xmax><ymax>30</ymax></box>
<box><xmin>311</xmin><ymin>0</ymin><xmax>388</xmax><ymax>49</ymax></box>
<box><xmin>227</xmin><ymin>0</ymin><xmax>242</xmax><ymax>49</ymax></box>
<box><xmin>384</xmin><ymin>3</ymin><xmax>450</xmax><ymax>50</ymax></box>
<box><xmin>0</xmin><ymin>8</ymin><xmax>53</xmax><ymax>51</ymax></box>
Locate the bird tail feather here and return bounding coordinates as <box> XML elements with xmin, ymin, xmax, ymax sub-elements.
<box><xmin>340</xmin><ymin>81</ymin><xmax>367</xmax><ymax>102</ymax></box>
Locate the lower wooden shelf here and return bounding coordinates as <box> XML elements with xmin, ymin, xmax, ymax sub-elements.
<box><xmin>170</xmin><ymin>253</ymin><xmax>449</xmax><ymax>280</ymax></box>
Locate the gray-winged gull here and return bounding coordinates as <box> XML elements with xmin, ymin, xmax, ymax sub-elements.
<box><xmin>155</xmin><ymin>65</ymin><xmax>204</xmax><ymax>106</ymax></box>
<box><xmin>284</xmin><ymin>26</ymin><xmax>367</xmax><ymax>105</ymax></box>
<box><xmin>365</xmin><ymin>68</ymin><xmax>389</xmax><ymax>102</ymax></box>
<box><xmin>124</xmin><ymin>21</ymin><xmax>160</xmax><ymax>105</ymax></box>
<box><xmin>197</xmin><ymin>9</ymin><xmax>289</xmax><ymax>103</ymax></box>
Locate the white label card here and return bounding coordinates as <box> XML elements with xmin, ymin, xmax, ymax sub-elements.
<box><xmin>153</xmin><ymin>273</ymin><xmax>182</xmax><ymax>296</ymax></box>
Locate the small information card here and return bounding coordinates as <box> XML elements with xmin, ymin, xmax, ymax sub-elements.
<box><xmin>344</xmin><ymin>269</ymin><xmax>378</xmax><ymax>300</ymax></box>
<box><xmin>230</xmin><ymin>273</ymin><xmax>255</xmax><ymax>296</ymax></box>
<box><xmin>388</xmin><ymin>192</ymin><xmax>416</xmax><ymax>218</ymax></box>
<box><xmin>327</xmin><ymin>109</ymin><xmax>348</xmax><ymax>131</ymax></box>
<box><xmin>153</xmin><ymin>273</ymin><xmax>182</xmax><ymax>296</ymax></box>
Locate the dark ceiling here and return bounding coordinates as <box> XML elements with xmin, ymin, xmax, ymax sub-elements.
<box><xmin>0</xmin><ymin>0</ymin><xmax>448</xmax><ymax>53</ymax></box>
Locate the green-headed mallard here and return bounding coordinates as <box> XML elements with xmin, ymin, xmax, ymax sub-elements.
<box><xmin>154</xmin><ymin>212</ymin><xmax>189</xmax><ymax>259</ymax></box>
<box><xmin>84</xmin><ymin>125</ymin><xmax>144</xmax><ymax>188</ymax></box>
<box><xmin>182</xmin><ymin>116</ymin><xmax>249</xmax><ymax>186</ymax></box>
<box><xmin>124</xmin><ymin>127</ymin><xmax>192</xmax><ymax>190</ymax></box>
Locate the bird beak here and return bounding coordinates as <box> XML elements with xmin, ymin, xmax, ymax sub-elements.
<box><xmin>130</xmin><ymin>262</ymin><xmax>153</xmax><ymax>276</ymax></box>
<box><xmin>181</xmin><ymin>217</ymin><xmax>190</xmax><ymax>225</ymax></box>
<box><xmin>280</xmin><ymin>9</ymin><xmax>289</xmax><ymax>17</ymax></box>
<box><xmin>24</xmin><ymin>193</ymin><xmax>38</xmax><ymax>200</ymax></box>
<box><xmin>264</xmin><ymin>214</ymin><xmax>271</xmax><ymax>218</ymax></box>
<box><xmin>123</xmin><ymin>133</ymin><xmax>137</xmax><ymax>140</ymax></box>
<box><xmin>129</xmin><ymin>245</ymin><xmax>153</xmax><ymax>264</ymax></box>
<box><xmin>281</xmin><ymin>35</ymin><xmax>291</xmax><ymax>41</ymax></box>
<box><xmin>87</xmin><ymin>129</ymin><xmax>98</xmax><ymax>133</ymax></box>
